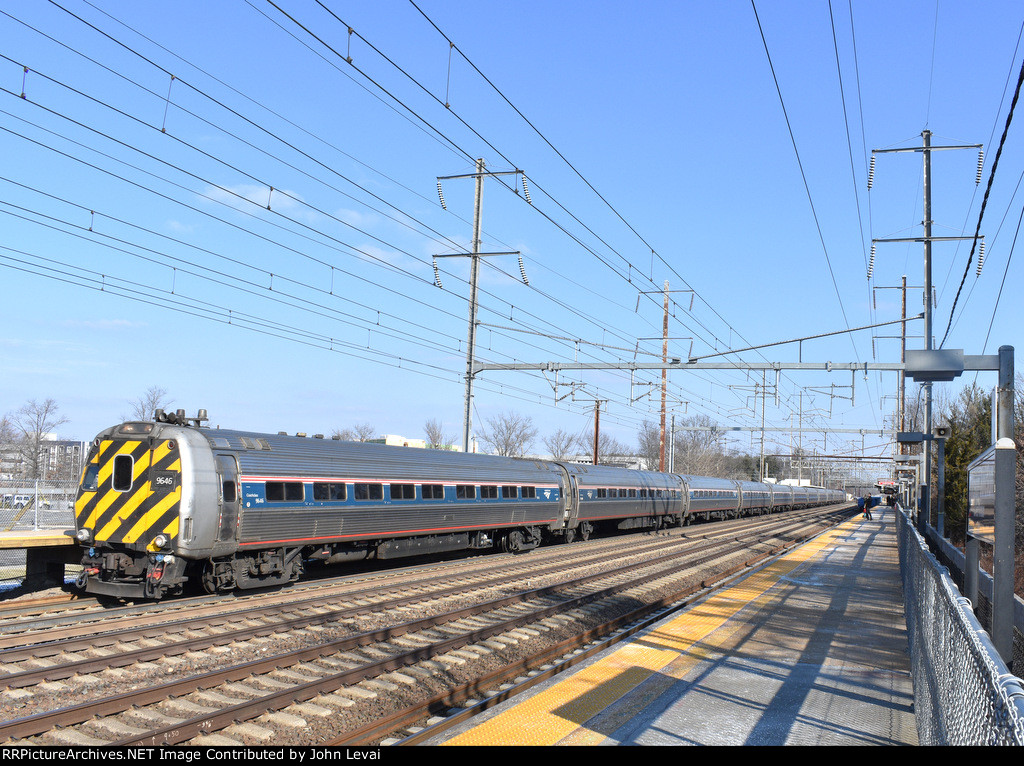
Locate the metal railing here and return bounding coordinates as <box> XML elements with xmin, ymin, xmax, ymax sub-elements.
<box><xmin>897</xmin><ymin>505</ymin><xmax>1024</xmax><ymax>744</ymax></box>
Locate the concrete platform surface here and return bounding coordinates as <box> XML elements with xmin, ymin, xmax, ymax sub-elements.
<box><xmin>435</xmin><ymin>506</ymin><xmax>917</xmax><ymax>746</ymax></box>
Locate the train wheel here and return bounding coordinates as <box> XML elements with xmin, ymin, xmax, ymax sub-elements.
<box><xmin>578</xmin><ymin>522</ymin><xmax>592</xmax><ymax>541</ymax></box>
<box><xmin>501</xmin><ymin>530</ymin><xmax>525</xmax><ymax>553</ymax></box>
<box><xmin>201</xmin><ymin>561</ymin><xmax>233</xmax><ymax>594</ymax></box>
<box><xmin>564</xmin><ymin>528</ymin><xmax>576</xmax><ymax>544</ymax></box>
<box><xmin>201</xmin><ymin>566</ymin><xmax>219</xmax><ymax>595</ymax></box>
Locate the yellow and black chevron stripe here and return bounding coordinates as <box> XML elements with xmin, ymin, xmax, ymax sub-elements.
<box><xmin>75</xmin><ymin>438</ymin><xmax>182</xmax><ymax>550</ymax></box>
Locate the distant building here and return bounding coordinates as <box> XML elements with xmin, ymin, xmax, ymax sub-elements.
<box><xmin>0</xmin><ymin>445</ymin><xmax>20</xmax><ymax>482</ymax></box>
<box><xmin>0</xmin><ymin>436</ymin><xmax>85</xmax><ymax>484</ymax></box>
<box><xmin>39</xmin><ymin>439</ymin><xmax>85</xmax><ymax>483</ymax></box>
<box><xmin>368</xmin><ymin>434</ymin><xmax>463</xmax><ymax>450</ymax></box>
<box><xmin>541</xmin><ymin>453</ymin><xmax>643</xmax><ymax>470</ymax></box>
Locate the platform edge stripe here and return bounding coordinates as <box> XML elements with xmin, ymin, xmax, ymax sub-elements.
<box><xmin>441</xmin><ymin>525</ymin><xmax>847</xmax><ymax>746</ymax></box>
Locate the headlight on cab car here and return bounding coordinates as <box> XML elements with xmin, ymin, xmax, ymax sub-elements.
<box><xmin>75</xmin><ymin>528</ymin><xmax>92</xmax><ymax>543</ymax></box>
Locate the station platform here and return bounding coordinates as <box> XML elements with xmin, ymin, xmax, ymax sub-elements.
<box><xmin>0</xmin><ymin>529</ymin><xmax>79</xmax><ymax>591</ymax></box>
<box><xmin>0</xmin><ymin>529</ymin><xmax>75</xmax><ymax>548</ymax></box>
<box><xmin>431</xmin><ymin>505</ymin><xmax>917</xmax><ymax>746</ymax></box>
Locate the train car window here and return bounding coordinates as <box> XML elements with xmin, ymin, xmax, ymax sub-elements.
<box><xmin>81</xmin><ymin>464</ymin><xmax>100</xmax><ymax>492</ymax></box>
<box><xmin>390</xmin><ymin>484</ymin><xmax>416</xmax><ymax>500</ymax></box>
<box><xmin>597</xmin><ymin>488</ymin><xmax>607</xmax><ymax>498</ymax></box>
<box><xmin>628</xmin><ymin>489</ymin><xmax>637</xmax><ymax>498</ymax></box>
<box><xmin>480</xmin><ymin>485</ymin><xmax>498</xmax><ymax>499</ymax></box>
<box><xmin>313</xmin><ymin>482</ymin><xmax>347</xmax><ymax>501</ymax></box>
<box><xmin>502</xmin><ymin>485</ymin><xmax>518</xmax><ymax>499</ymax></box>
<box><xmin>222</xmin><ymin>481</ymin><xmax>237</xmax><ymax>504</ymax></box>
<box><xmin>521</xmin><ymin>486</ymin><xmax>537</xmax><ymax>499</ymax></box>
<box><xmin>265</xmin><ymin>481</ymin><xmax>304</xmax><ymax>502</ymax></box>
<box><xmin>112</xmin><ymin>455</ymin><xmax>134</xmax><ymax>492</ymax></box>
<box><xmin>456</xmin><ymin>485</ymin><xmax>476</xmax><ymax>499</ymax></box>
<box><xmin>422</xmin><ymin>484</ymin><xmax>444</xmax><ymax>500</ymax></box>
<box><xmin>354</xmin><ymin>483</ymin><xmax>383</xmax><ymax>501</ymax></box>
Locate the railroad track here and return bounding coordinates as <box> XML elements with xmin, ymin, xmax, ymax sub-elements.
<box><xmin>0</xmin><ymin>505</ymin><xmax>854</xmax><ymax>746</ymax></box>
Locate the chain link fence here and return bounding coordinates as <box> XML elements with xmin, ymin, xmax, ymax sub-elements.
<box><xmin>898</xmin><ymin>505</ymin><xmax>1024</xmax><ymax>744</ymax></box>
<box><xmin>0</xmin><ymin>478</ymin><xmax>78</xmax><ymax>587</ymax></box>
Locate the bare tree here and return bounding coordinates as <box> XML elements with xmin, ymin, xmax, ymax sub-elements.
<box><xmin>424</xmin><ymin>419</ymin><xmax>456</xmax><ymax>449</ymax></box>
<box><xmin>125</xmin><ymin>386</ymin><xmax>173</xmax><ymax>422</ymax></box>
<box><xmin>577</xmin><ymin>430</ymin><xmax>631</xmax><ymax>464</ymax></box>
<box><xmin>636</xmin><ymin>420</ymin><xmax>661</xmax><ymax>470</ymax></box>
<box><xmin>12</xmin><ymin>398</ymin><xmax>69</xmax><ymax>480</ymax></box>
<box><xmin>333</xmin><ymin>423</ymin><xmax>377</xmax><ymax>442</ymax></box>
<box><xmin>672</xmin><ymin>414</ymin><xmax>726</xmax><ymax>476</ymax></box>
<box><xmin>479</xmin><ymin>411</ymin><xmax>538</xmax><ymax>457</ymax></box>
<box><xmin>543</xmin><ymin>428</ymin><xmax>578</xmax><ymax>460</ymax></box>
<box><xmin>353</xmin><ymin>423</ymin><xmax>376</xmax><ymax>442</ymax></box>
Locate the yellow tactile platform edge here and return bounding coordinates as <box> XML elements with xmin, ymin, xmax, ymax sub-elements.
<box><xmin>442</xmin><ymin>521</ymin><xmax>852</xmax><ymax>746</ymax></box>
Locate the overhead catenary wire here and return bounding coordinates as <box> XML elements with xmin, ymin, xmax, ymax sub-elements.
<box><xmin>261</xmin><ymin>1</ymin><xmax>799</xmax><ymax>435</ymax></box>
<box><xmin>1</xmin><ymin>2</ymin><xmax>896</xmax><ymax>456</ymax></box>
<box><xmin>940</xmin><ymin>51</ymin><xmax>1024</xmax><ymax>348</ymax></box>
<box><xmin>396</xmin><ymin>0</ymin><xmax>848</xmax><ymax>441</ymax></box>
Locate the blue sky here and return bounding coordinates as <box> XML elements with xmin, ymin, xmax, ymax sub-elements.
<box><xmin>1</xmin><ymin>0</ymin><xmax>1022</xmax><ymax>478</ymax></box>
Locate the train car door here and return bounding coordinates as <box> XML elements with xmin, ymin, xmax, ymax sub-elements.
<box><xmin>215</xmin><ymin>454</ymin><xmax>240</xmax><ymax>542</ymax></box>
<box><xmin>554</xmin><ymin>463</ymin><xmax>579</xmax><ymax>529</ymax></box>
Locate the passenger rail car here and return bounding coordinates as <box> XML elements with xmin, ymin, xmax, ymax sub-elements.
<box><xmin>73</xmin><ymin>412</ymin><xmax>846</xmax><ymax>600</ymax></box>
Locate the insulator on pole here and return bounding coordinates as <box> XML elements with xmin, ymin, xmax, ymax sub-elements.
<box><xmin>868</xmin><ymin>243</ymin><xmax>875</xmax><ymax>279</ymax></box>
<box><xmin>867</xmin><ymin>154</ymin><xmax>876</xmax><ymax>189</ymax></box>
<box><xmin>521</xmin><ymin>174</ymin><xmax>532</xmax><ymax>204</ymax></box>
<box><xmin>976</xmin><ymin>150</ymin><xmax>985</xmax><ymax>185</ymax></box>
<box><xmin>976</xmin><ymin>240</ymin><xmax>985</xmax><ymax>276</ymax></box>
<box><xmin>432</xmin><ymin>257</ymin><xmax>443</xmax><ymax>288</ymax></box>
<box><xmin>436</xmin><ymin>181</ymin><xmax>447</xmax><ymax>209</ymax></box>
<box><xmin>518</xmin><ymin>254</ymin><xmax>529</xmax><ymax>285</ymax></box>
